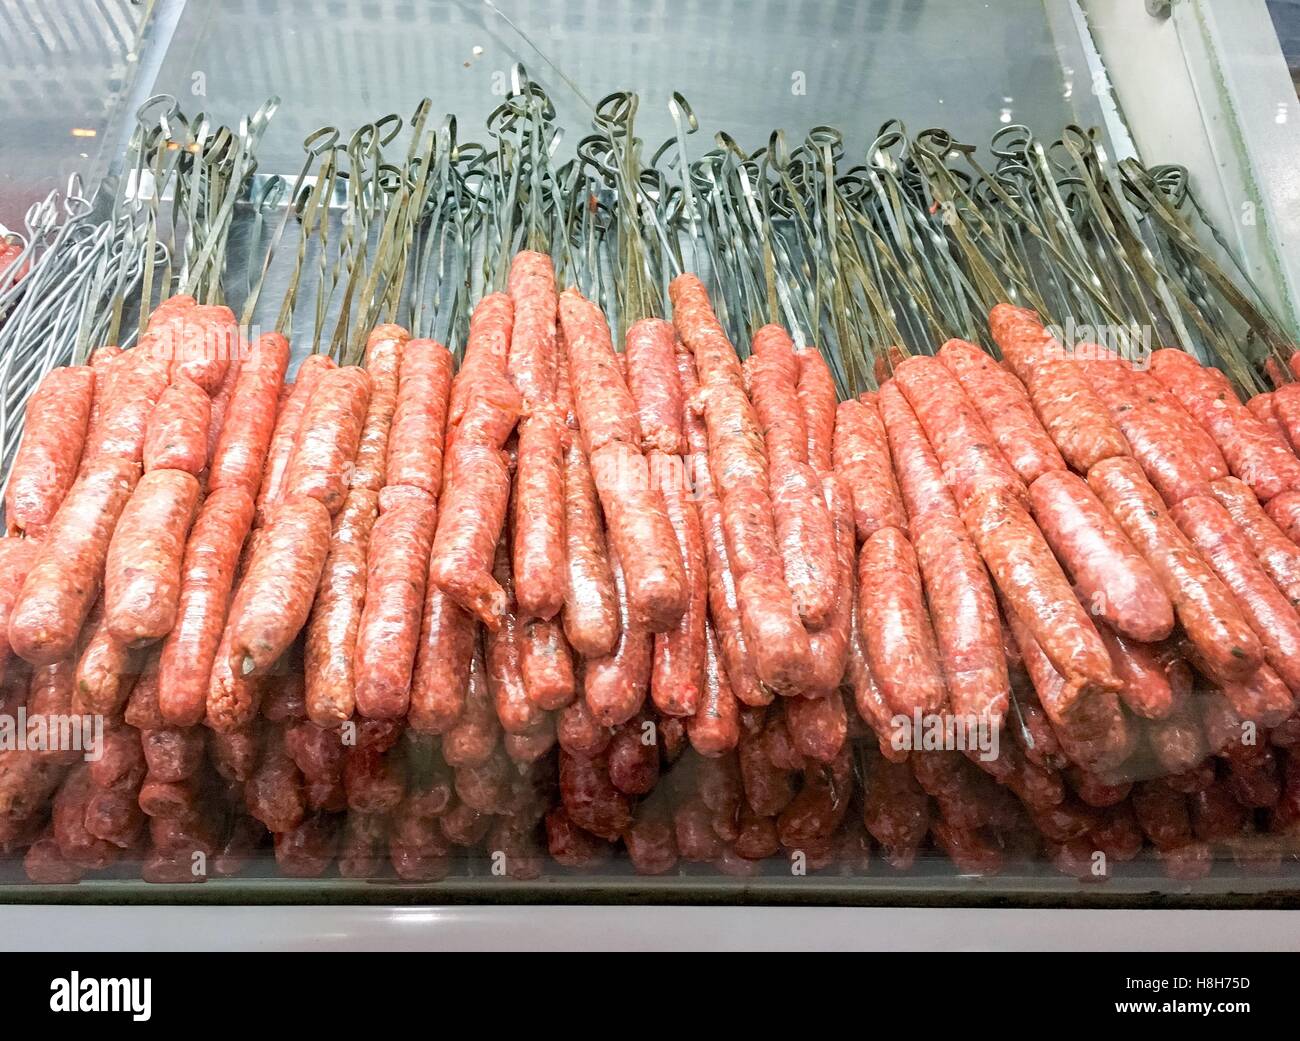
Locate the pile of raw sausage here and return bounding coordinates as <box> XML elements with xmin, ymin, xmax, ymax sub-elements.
<box><xmin>2</xmin><ymin>277</ymin><xmax>1300</xmax><ymax>887</ymax></box>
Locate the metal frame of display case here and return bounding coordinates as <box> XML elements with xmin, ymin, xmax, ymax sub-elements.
<box><xmin>1085</xmin><ymin>0</ymin><xmax>1300</xmax><ymax>333</ymax></box>
<box><xmin>2</xmin><ymin>903</ymin><xmax>1298</xmax><ymax>951</ymax></box>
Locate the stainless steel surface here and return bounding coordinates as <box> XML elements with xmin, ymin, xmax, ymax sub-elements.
<box><xmin>133</xmin><ymin>0</ymin><xmax>1121</xmax><ymax>353</ymax></box>
<box><xmin>146</xmin><ymin>0</ymin><xmax>1105</xmax><ymax>167</ymax></box>
<box><xmin>2</xmin><ymin>904</ymin><xmax>1297</xmax><ymax>950</ymax></box>
<box><xmin>0</xmin><ymin>0</ymin><xmax>144</xmax><ymax>230</ymax></box>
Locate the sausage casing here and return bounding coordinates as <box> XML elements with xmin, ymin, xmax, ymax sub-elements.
<box><xmin>303</xmin><ymin>489</ymin><xmax>379</xmax><ymax>727</ymax></box>
<box><xmin>9</xmin><ymin>455</ymin><xmax>140</xmax><ymax>665</ymax></box>
<box><xmin>386</xmin><ymin>338</ymin><xmax>453</xmax><ymax>497</ymax></box>
<box><xmin>353</xmin><ymin>499</ymin><xmax>437</xmax><ymax>719</ymax></box>
<box><xmin>143</xmin><ymin>377</ymin><xmax>210</xmax><ymax>475</ymax></box>
<box><xmin>937</xmin><ymin>338</ymin><xmax>1065</xmax><ymax>484</ymax></box>
<box><xmin>227</xmin><ymin>497</ymin><xmax>332</xmax><ymax>675</ymax></box>
<box><xmin>104</xmin><ymin>468</ymin><xmax>200</xmax><ymax>644</ymax></box>
<box><xmin>282</xmin><ymin>366</ymin><xmax>372</xmax><ymax>514</ymax></box>
<box><xmin>961</xmin><ymin>485</ymin><xmax>1120</xmax><ymax>702</ymax></box>
<box><xmin>858</xmin><ymin>525</ymin><xmax>948</xmax><ymax>716</ymax></box>
<box><xmin>6</xmin><ymin>365</ymin><xmax>96</xmax><ymax>536</ymax></box>
<box><xmin>157</xmin><ymin>487</ymin><xmax>255</xmax><ymax>726</ymax></box>
<box><xmin>208</xmin><ymin>333</ymin><xmax>291</xmax><ymax>497</ymax></box>
<box><xmin>349</xmin><ymin>324</ymin><xmax>408</xmax><ymax>493</ymax></box>
<box><xmin>1028</xmin><ymin>468</ymin><xmax>1174</xmax><ymax>643</ymax></box>
<box><xmin>255</xmin><ymin>353</ymin><xmax>336</xmax><ymax>525</ymax></box>
<box><xmin>1089</xmin><ymin>456</ymin><xmax>1263</xmax><ymax>683</ymax></box>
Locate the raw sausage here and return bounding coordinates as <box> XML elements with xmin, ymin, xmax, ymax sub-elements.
<box><xmin>751</xmin><ymin>324</ymin><xmax>837</xmax><ymax>628</ymax></box>
<box><xmin>204</xmin><ymin>624</ymin><xmax>264</xmax><ymax>732</ymax></box>
<box><xmin>0</xmin><ymin>539</ymin><xmax>39</xmax><ymax>674</ymax></box>
<box><xmin>1272</xmin><ymin>382</ymin><xmax>1300</xmax><ymax>452</ymax></box>
<box><xmin>894</xmin><ymin>353</ymin><xmax>1025</xmax><ymax>508</ymax></box>
<box><xmin>520</xmin><ymin>616</ymin><xmax>576</xmax><ymax>711</ymax></box>
<box><xmin>672</xmin><ymin>279</ymin><xmax>808</xmax><ymax>690</ymax></box>
<box><xmin>1266</xmin><ymin>490</ymin><xmax>1300</xmax><ymax>545</ymax></box>
<box><xmin>303</xmin><ymin>489</ymin><xmax>379</xmax><ymax>727</ymax></box>
<box><xmin>803</xmin><ymin>474</ymin><xmax>855</xmax><ymax>695</ymax></box>
<box><xmin>795</xmin><ymin>347</ymin><xmax>837</xmax><ymax>476</ymax></box>
<box><xmin>436</xmin><ymin>642</ymin><xmax>496</xmax><ymax>769</ymax></box>
<box><xmin>143</xmin><ymin>377</ymin><xmax>210</xmax><ymax>475</ymax></box>
<box><xmin>81</xmin><ymin>347</ymin><xmax>126</xmax><ymax>470</ymax></box>
<box><xmin>282</xmin><ymin>365</ymin><xmax>371</xmax><ymax>514</ymax></box>
<box><xmin>1004</xmin><ymin>605</ymin><xmax>1130</xmax><ymax>772</ymax></box>
<box><xmin>987</xmin><ymin>304</ymin><xmax>1130</xmax><ymax>470</ymax></box>
<box><xmin>560</xmin><ymin>433</ymin><xmax>619</xmax><ymax>657</ymax></box>
<box><xmin>158</xmin><ymin>302</ymin><xmax>236</xmax><ymax>393</ymax></box>
<box><xmin>409</xmin><ymin>578</ymin><xmax>478</xmax><ymax>735</ymax></box>
<box><xmin>696</xmin><ymin>489</ymin><xmax>766</xmax><ymax>707</ymax></box>
<box><xmin>255</xmin><ymin>353</ymin><xmax>336</xmax><ymax>525</ymax></box>
<box><xmin>512</xmin><ymin>404</ymin><xmax>566</xmax><ymax>620</ymax></box>
<box><xmin>961</xmin><ymin>486</ymin><xmax>1120</xmax><ymax>701</ymax></box>
<box><xmin>937</xmin><ymin>337</ymin><xmax>1064</xmax><ymax>484</ymax></box>
<box><xmin>625</xmin><ymin>317</ymin><xmax>684</xmax><ymax>454</ymax></box>
<box><xmin>83</xmin><ymin>353</ymin><xmax>170</xmax><ymax>466</ymax></box>
<box><xmin>6</xmin><ymin>365</ymin><xmax>95</xmax><ymax>536</ymax></box>
<box><xmin>650</xmin><ymin>449</ymin><xmax>705</xmax><ymax>716</ymax></box>
<box><xmin>430</xmin><ymin>441</ymin><xmax>513</xmax><ymax>627</ymax></box>
<box><xmin>583</xmin><ymin>546</ymin><xmax>652</xmax><ymax>726</ymax></box>
<box><xmin>1150</xmin><ymin>348</ymin><xmax>1300</xmax><ymax>501</ymax></box>
<box><xmin>687</xmin><ymin>622</ymin><xmax>742</xmax><ymax>756</ymax></box>
<box><xmin>1023</xmin><ymin>357</ymin><xmax>1131</xmax><ymax>472</ymax></box>
<box><xmin>9</xmin><ymin>455</ymin><xmax>140</xmax><ymax>665</ymax></box>
<box><xmin>749</xmin><ymin>324</ymin><xmax>810</xmax><ymax>472</ymax></box>
<box><xmin>669</xmin><ymin>274</ymin><xmax>745</xmax><ymax>392</ymax></box>
<box><xmin>74</xmin><ymin>601</ymin><xmax>136</xmax><ymax>714</ymax></box>
<box><xmin>589</xmin><ymin>440</ymin><xmax>688</xmax><ymax>633</ymax></box>
<box><xmin>876</xmin><ymin>381</ymin><xmax>956</xmax><ymax>525</ymax></box>
<box><xmin>1028</xmin><ymin>469</ymin><xmax>1173</xmax><ymax>642</ymax></box>
<box><xmin>785</xmin><ymin>690</ymin><xmax>848</xmax><ymax>763</ymax></box>
<box><xmin>157</xmin><ymin>487</ymin><xmax>255</xmax><ymax>726</ymax></box>
<box><xmin>697</xmin><ymin>383</ymin><xmax>810</xmax><ymax>690</ymax></box>
<box><xmin>386</xmin><ymin>338</ymin><xmax>453</xmax><ymax>497</ymax></box>
<box><xmin>1210</xmin><ymin>476</ymin><xmax>1300</xmax><ymax>606</ymax></box>
<box><xmin>1171</xmin><ymin>494</ymin><xmax>1300</xmax><ymax>697</ymax></box>
<box><xmin>1090</xmin><ymin>618</ymin><xmax>1175</xmax><ymax>719</ymax></box>
<box><xmin>506</xmin><ymin>250</ymin><xmax>559</xmax><ymax>408</ymax></box>
<box><xmin>858</xmin><ymin>525</ymin><xmax>948</xmax><ymax>716</ymax></box>
<box><xmin>1088</xmin><ymin>456</ymin><xmax>1263</xmax><ymax>683</ymax></box>
<box><xmin>678</xmin><ymin>347</ymin><xmax>765</xmax><ymax>706</ymax></box>
<box><xmin>448</xmin><ymin>292</ymin><xmax>514</xmax><ymax>431</ymax></box>
<box><xmin>205</xmin><ymin>350</ymin><xmax>243</xmax><ymax>468</ymax></box>
<box><xmin>353</xmin><ymin>498</ymin><xmax>437</xmax><ymax>719</ymax></box>
<box><xmin>430</xmin><ymin>328</ymin><xmax>521</xmax><ymax>628</ymax></box>
<box><xmin>1082</xmin><ymin>357</ymin><xmax>1219</xmax><ymax>504</ymax></box>
<box><xmin>349</xmin><ymin>324</ymin><xmax>407</xmax><ymax>493</ymax></box>
<box><xmin>558</xmin><ymin>287</ymin><xmax>641</xmax><ymax>453</ymax></box>
<box><xmin>227</xmin><ymin>497</ymin><xmax>332</xmax><ymax>675</ymax></box>
<box><xmin>484</xmin><ymin>538</ymin><xmax>543</xmax><ymax>734</ymax></box>
<box><xmin>104</xmin><ymin>468</ymin><xmax>200</xmax><ymax>644</ymax></box>
<box><xmin>912</xmin><ymin>509</ymin><xmax>1009</xmax><ymax>724</ymax></box>
<box><xmin>208</xmin><ymin>333</ymin><xmax>291</xmax><ymax>497</ymax></box>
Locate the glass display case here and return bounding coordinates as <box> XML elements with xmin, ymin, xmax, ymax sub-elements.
<box><xmin>2</xmin><ymin>0</ymin><xmax>1300</xmax><ymax>950</ymax></box>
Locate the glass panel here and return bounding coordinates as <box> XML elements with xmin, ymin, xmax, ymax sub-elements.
<box><xmin>0</xmin><ymin>0</ymin><xmax>1297</xmax><ymax>907</ymax></box>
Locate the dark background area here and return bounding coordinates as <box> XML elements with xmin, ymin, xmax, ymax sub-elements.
<box><xmin>1269</xmin><ymin>0</ymin><xmax>1300</xmax><ymax>89</ymax></box>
